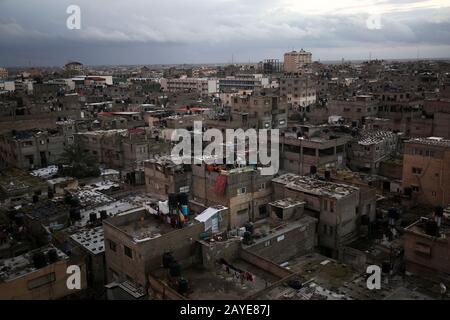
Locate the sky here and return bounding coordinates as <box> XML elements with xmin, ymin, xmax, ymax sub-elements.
<box><xmin>1</xmin><ymin>0</ymin><xmax>450</xmax><ymax>66</ymax></box>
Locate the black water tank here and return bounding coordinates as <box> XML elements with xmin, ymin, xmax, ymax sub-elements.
<box><xmin>244</xmin><ymin>223</ymin><xmax>254</xmax><ymax>234</ymax></box>
<box><xmin>89</xmin><ymin>213</ymin><xmax>97</xmax><ymax>223</ymax></box>
<box><xmin>47</xmin><ymin>249</ymin><xmax>58</xmax><ymax>263</ymax></box>
<box><xmin>48</xmin><ymin>190</ymin><xmax>54</xmax><ymax>199</ymax></box>
<box><xmin>310</xmin><ymin>165</ymin><xmax>317</xmax><ymax>175</ymax></box>
<box><xmin>324</xmin><ymin>170</ymin><xmax>331</xmax><ymax>180</ymax></box>
<box><xmin>70</xmin><ymin>208</ymin><xmax>81</xmax><ymax>221</ymax></box>
<box><xmin>425</xmin><ymin>220</ymin><xmax>439</xmax><ymax>236</ymax></box>
<box><xmin>243</xmin><ymin>231</ymin><xmax>252</xmax><ymax>245</ymax></box>
<box><xmin>100</xmin><ymin>210</ymin><xmax>108</xmax><ymax>220</ymax></box>
<box><xmin>162</xmin><ymin>252</ymin><xmax>174</xmax><ymax>268</ymax></box>
<box><xmin>32</xmin><ymin>194</ymin><xmax>39</xmax><ymax>203</ymax></box>
<box><xmin>169</xmin><ymin>261</ymin><xmax>181</xmax><ymax>277</ymax></box>
<box><xmin>32</xmin><ymin>252</ymin><xmax>47</xmax><ymax>269</ymax></box>
<box><xmin>178</xmin><ymin>193</ymin><xmax>188</xmax><ymax>205</ymax></box>
<box><xmin>177</xmin><ymin>278</ymin><xmax>189</xmax><ymax>294</ymax></box>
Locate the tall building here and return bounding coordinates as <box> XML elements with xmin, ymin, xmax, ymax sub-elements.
<box><xmin>283</xmin><ymin>49</ymin><xmax>312</xmax><ymax>73</ymax></box>
<box><xmin>0</xmin><ymin>67</ymin><xmax>8</xmax><ymax>79</ymax></box>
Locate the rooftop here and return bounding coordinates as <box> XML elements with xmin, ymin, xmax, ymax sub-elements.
<box><xmin>273</xmin><ymin>173</ymin><xmax>359</xmax><ymax>199</ymax></box>
<box><xmin>405</xmin><ymin>136</ymin><xmax>450</xmax><ymax>147</ymax></box>
<box><xmin>358</xmin><ymin>130</ymin><xmax>398</xmax><ymax>145</ymax></box>
<box><xmin>70</xmin><ymin>226</ymin><xmax>105</xmax><ymax>255</ymax></box>
<box><xmin>0</xmin><ymin>245</ymin><xmax>68</xmax><ymax>282</ymax></box>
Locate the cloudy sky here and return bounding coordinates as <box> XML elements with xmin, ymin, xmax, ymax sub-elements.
<box><xmin>1</xmin><ymin>0</ymin><xmax>450</xmax><ymax>66</ymax></box>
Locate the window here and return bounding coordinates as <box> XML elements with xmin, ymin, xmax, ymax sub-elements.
<box><xmin>412</xmin><ymin>186</ymin><xmax>420</xmax><ymax>192</ymax></box>
<box><xmin>28</xmin><ymin>272</ymin><xmax>56</xmax><ymax>290</ymax></box>
<box><xmin>124</xmin><ymin>246</ymin><xmax>133</xmax><ymax>258</ymax></box>
<box><xmin>258</xmin><ymin>183</ymin><xmax>266</xmax><ymax>191</ymax></box>
<box><xmin>109</xmin><ymin>240</ymin><xmax>117</xmax><ymax>252</ymax></box>
<box><xmin>412</xmin><ymin>167</ymin><xmax>422</xmax><ymax>175</ymax></box>
<box><xmin>237</xmin><ymin>187</ymin><xmax>247</xmax><ymax>195</ymax></box>
<box><xmin>432</xmin><ymin>191</ymin><xmax>437</xmax><ymax>197</ymax></box>
<box><xmin>324</xmin><ymin>200</ymin><xmax>328</xmax><ymax>211</ymax></box>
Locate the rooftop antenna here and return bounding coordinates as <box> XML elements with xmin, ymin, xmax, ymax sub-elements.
<box><xmin>231</xmin><ymin>53</ymin><xmax>234</xmax><ymax>65</ymax></box>
<box><xmin>369</xmin><ymin>52</ymin><xmax>372</xmax><ymax>61</ymax></box>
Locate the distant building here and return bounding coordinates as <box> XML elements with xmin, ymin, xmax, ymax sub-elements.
<box><xmin>257</xmin><ymin>59</ymin><xmax>283</xmax><ymax>74</ymax></box>
<box><xmin>283</xmin><ymin>49</ymin><xmax>312</xmax><ymax>73</ymax></box>
<box><xmin>0</xmin><ymin>67</ymin><xmax>8</xmax><ymax>79</ymax></box>
<box><xmin>64</xmin><ymin>61</ymin><xmax>84</xmax><ymax>75</ymax></box>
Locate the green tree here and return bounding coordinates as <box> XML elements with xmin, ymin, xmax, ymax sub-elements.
<box><xmin>59</xmin><ymin>142</ymin><xmax>101</xmax><ymax>178</ymax></box>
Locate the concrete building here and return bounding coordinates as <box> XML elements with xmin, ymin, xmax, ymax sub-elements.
<box><xmin>328</xmin><ymin>95</ymin><xmax>378</xmax><ymax>125</ymax></box>
<box><xmin>64</xmin><ymin>61</ymin><xmax>84</xmax><ymax>75</ymax></box>
<box><xmin>281</xmin><ymin>124</ymin><xmax>350</xmax><ymax>175</ymax></box>
<box><xmin>283</xmin><ymin>49</ymin><xmax>312</xmax><ymax>73</ymax></box>
<box><xmin>206</xmin><ymin>90</ymin><xmax>287</xmax><ymax>130</ymax></box>
<box><xmin>272</xmin><ymin>173</ymin><xmax>360</xmax><ymax>257</ymax></box>
<box><xmin>0</xmin><ymin>245</ymin><xmax>87</xmax><ymax>299</ymax></box>
<box><xmin>191</xmin><ymin>162</ymin><xmax>274</xmax><ymax>228</ymax></box>
<box><xmin>257</xmin><ymin>59</ymin><xmax>283</xmax><ymax>74</ymax></box>
<box><xmin>144</xmin><ymin>157</ymin><xmax>192</xmax><ymax>198</ymax></box>
<box><xmin>103</xmin><ymin>207</ymin><xmax>204</xmax><ymax>289</ymax></box>
<box><xmin>404</xmin><ymin>216</ymin><xmax>450</xmax><ymax>283</ymax></box>
<box><xmin>160</xmin><ymin>77</ymin><xmax>210</xmax><ymax>96</ymax></box>
<box><xmin>280</xmin><ymin>74</ymin><xmax>317</xmax><ymax>108</ymax></box>
<box><xmin>402</xmin><ymin>137</ymin><xmax>450</xmax><ymax>207</ymax></box>
<box><xmin>0</xmin><ymin>67</ymin><xmax>8</xmax><ymax>79</ymax></box>
<box><xmin>347</xmin><ymin>130</ymin><xmax>400</xmax><ymax>174</ymax></box>
<box><xmin>0</xmin><ymin>127</ymin><xmax>73</xmax><ymax>170</ymax></box>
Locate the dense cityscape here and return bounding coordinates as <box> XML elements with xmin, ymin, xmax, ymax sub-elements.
<box><xmin>1</xmin><ymin>1</ymin><xmax>450</xmax><ymax>308</ymax></box>
<box><xmin>1</xmin><ymin>53</ymin><xmax>449</xmax><ymax>301</ymax></box>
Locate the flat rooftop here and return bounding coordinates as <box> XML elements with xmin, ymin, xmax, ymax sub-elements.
<box><xmin>273</xmin><ymin>173</ymin><xmax>359</xmax><ymax>199</ymax></box>
<box><xmin>70</xmin><ymin>226</ymin><xmax>105</xmax><ymax>255</ymax></box>
<box><xmin>107</xmin><ymin>209</ymin><xmax>198</xmax><ymax>243</ymax></box>
<box><xmin>358</xmin><ymin>130</ymin><xmax>397</xmax><ymax>145</ymax></box>
<box><xmin>406</xmin><ymin>137</ymin><xmax>450</xmax><ymax>147</ymax></box>
<box><xmin>152</xmin><ymin>259</ymin><xmax>279</xmax><ymax>300</ymax></box>
<box><xmin>269</xmin><ymin>198</ymin><xmax>305</xmax><ymax>209</ymax></box>
<box><xmin>0</xmin><ymin>245</ymin><xmax>68</xmax><ymax>282</ymax></box>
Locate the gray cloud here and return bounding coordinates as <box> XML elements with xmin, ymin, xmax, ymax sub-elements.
<box><xmin>0</xmin><ymin>0</ymin><xmax>449</xmax><ymax>66</ymax></box>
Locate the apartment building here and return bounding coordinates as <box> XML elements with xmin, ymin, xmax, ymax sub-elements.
<box><xmin>207</xmin><ymin>90</ymin><xmax>287</xmax><ymax>130</ymax></box>
<box><xmin>280</xmin><ymin>74</ymin><xmax>317</xmax><ymax>108</ymax></box>
<box><xmin>281</xmin><ymin>124</ymin><xmax>350</xmax><ymax>175</ymax></box>
<box><xmin>191</xmin><ymin>162</ymin><xmax>274</xmax><ymax>228</ymax></box>
<box><xmin>144</xmin><ymin>157</ymin><xmax>192</xmax><ymax>198</ymax></box>
<box><xmin>402</xmin><ymin>137</ymin><xmax>450</xmax><ymax>206</ymax></box>
<box><xmin>347</xmin><ymin>130</ymin><xmax>400</xmax><ymax>174</ymax></box>
<box><xmin>0</xmin><ymin>125</ymin><xmax>74</xmax><ymax>170</ymax></box>
<box><xmin>272</xmin><ymin>173</ymin><xmax>360</xmax><ymax>257</ymax></box>
<box><xmin>328</xmin><ymin>95</ymin><xmax>378</xmax><ymax>125</ymax></box>
<box><xmin>283</xmin><ymin>49</ymin><xmax>312</xmax><ymax>73</ymax></box>
<box><xmin>160</xmin><ymin>77</ymin><xmax>211</xmax><ymax>96</ymax></box>
<box><xmin>0</xmin><ymin>245</ymin><xmax>87</xmax><ymax>299</ymax></box>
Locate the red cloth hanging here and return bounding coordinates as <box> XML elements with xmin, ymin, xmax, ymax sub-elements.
<box><xmin>214</xmin><ymin>174</ymin><xmax>227</xmax><ymax>195</ymax></box>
